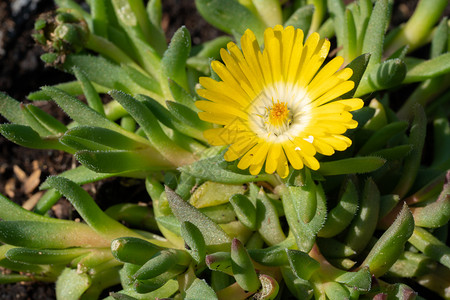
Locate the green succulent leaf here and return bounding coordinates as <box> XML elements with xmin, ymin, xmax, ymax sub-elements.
<box><xmin>185</xmin><ymin>278</ymin><xmax>218</xmax><ymax>300</ymax></box>
<box><xmin>388</xmin><ymin>251</ymin><xmax>434</xmax><ymax>278</ymax></box>
<box><xmin>166</xmin><ymin>100</ymin><xmax>211</xmax><ymax>131</ymax></box>
<box><xmin>5</xmin><ymin>247</ymin><xmax>91</xmax><ymax>265</ymax></box>
<box><xmin>361</xmin><ymin>203</ymin><xmax>414</xmax><ymax>277</ymax></box>
<box><xmin>42</xmin><ymin>86</ymin><xmax>119</xmax><ymax>130</ymax></box>
<box><xmin>179</xmin><ymin>155</ymin><xmax>273</xmax><ymax>184</ymax></box>
<box><xmin>317</xmin><ymin>238</ymin><xmax>357</xmax><ymax>258</ymax></box>
<box><xmin>46</xmin><ymin>176</ymin><xmax>144</xmax><ymax>241</ymax></box>
<box><xmin>135</xmin><ymin>265</ymin><xmax>183</xmax><ymax>294</ymax></box>
<box><xmin>161</xmin><ymin>26</ymin><xmax>191</xmax><ymax>91</ymax></box>
<box><xmin>231</xmin><ymin>238</ymin><xmax>260</xmax><ymax>293</ymax></box>
<box><xmin>165</xmin><ymin>187</ymin><xmax>231</xmax><ymax>251</ymax></box>
<box><xmin>56</xmin><ymin>268</ymin><xmax>91</xmax><ymax>300</ymax></box>
<box><xmin>229</xmin><ymin>194</ymin><xmax>257</xmax><ymax>230</ymax></box>
<box><xmin>111</xmin><ymin>237</ymin><xmax>161</xmax><ymax>265</ymax></box>
<box><xmin>40</xmin><ymin>165</ymin><xmax>116</xmax><ymax>190</ymax></box>
<box><xmin>195</xmin><ymin>0</ymin><xmax>265</xmax><ymax>42</ymax></box>
<box><xmin>133</xmin><ymin>249</ymin><xmax>189</xmax><ymax>280</ymax></box>
<box><xmin>22</xmin><ymin>104</ymin><xmax>68</xmax><ymax>135</ymax></box>
<box><xmin>318</xmin><ymin>156</ymin><xmax>386</xmax><ymax>176</ymax></box>
<box><xmin>27</xmin><ymin>80</ymin><xmax>109</xmax><ymax>101</ymax></box>
<box><xmin>345</xmin><ymin>178</ymin><xmax>380</xmax><ymax>253</ymax></box>
<box><xmin>393</xmin><ymin>105</ymin><xmax>426</xmax><ymax>198</ymax></box>
<box><xmin>361</xmin><ymin>0</ymin><xmax>390</xmax><ymax>70</ymax></box>
<box><xmin>0</xmin><ymin>124</ymin><xmax>69</xmax><ymax>151</ymax></box>
<box><xmin>255</xmin><ymin>189</ymin><xmax>286</xmax><ymax>246</ymax></box>
<box><xmin>63</xmin><ymin>54</ymin><xmax>145</xmax><ymax>95</ymax></box>
<box><xmin>326</xmin><ymin>0</ymin><xmax>345</xmax><ymax>47</ymax></box>
<box><xmin>284</xmin><ymin>5</ymin><xmax>314</xmax><ymax>34</ymax></box>
<box><xmin>358</xmin><ymin>121</ymin><xmax>409</xmax><ymax>155</ymax></box>
<box><xmin>60</xmin><ymin>126</ymin><xmax>148</xmax><ymax>151</ymax></box>
<box><xmin>371</xmin><ymin>144</ymin><xmax>413</xmax><ymax>161</ymax></box>
<box><xmin>0</xmin><ymin>220</ymin><xmax>108</xmax><ymax>248</ymax></box>
<box><xmin>0</xmin><ymin>92</ymin><xmax>28</xmax><ymax>125</ymax></box>
<box><xmin>404</xmin><ymin>53</ymin><xmax>450</xmax><ymax>83</ymax></box>
<box><xmin>281</xmin><ymin>183</ymin><xmax>327</xmax><ymax>252</ymax></box>
<box><xmin>247</xmin><ymin>234</ymin><xmax>296</xmax><ymax>266</ymax></box>
<box><xmin>412</xmin><ymin>177</ymin><xmax>450</xmax><ymax>228</ymax></box>
<box><xmin>73</xmin><ymin>66</ymin><xmax>105</xmax><ymax>115</ymax></box>
<box><xmin>319</xmin><ymin>180</ymin><xmax>359</xmax><ymax>238</ymax></box>
<box><xmin>281</xmin><ymin>266</ymin><xmax>314</xmax><ymax>299</ymax></box>
<box><xmin>180</xmin><ymin>221</ymin><xmax>207</xmax><ymax>264</ymax></box>
<box><xmin>286</xmin><ymin>249</ymin><xmax>320</xmax><ymax>280</ymax></box>
<box><xmin>168</xmin><ymin>79</ymin><xmax>197</xmax><ymax>111</ymax></box>
<box><xmin>355</xmin><ymin>58</ymin><xmax>407</xmax><ymax>96</ymax></box>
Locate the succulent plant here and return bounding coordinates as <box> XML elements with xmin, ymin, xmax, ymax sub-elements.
<box><xmin>0</xmin><ymin>0</ymin><xmax>449</xmax><ymax>299</ymax></box>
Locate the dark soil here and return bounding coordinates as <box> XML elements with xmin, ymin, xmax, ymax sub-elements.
<box><xmin>0</xmin><ymin>0</ymin><xmax>447</xmax><ymax>299</ymax></box>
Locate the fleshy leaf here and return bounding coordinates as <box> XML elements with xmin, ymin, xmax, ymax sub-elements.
<box><xmin>165</xmin><ymin>187</ymin><xmax>231</xmax><ymax>251</ymax></box>
<box><xmin>404</xmin><ymin>52</ymin><xmax>450</xmax><ymax>83</ymax></box>
<box><xmin>361</xmin><ymin>203</ymin><xmax>414</xmax><ymax>277</ymax></box>
<box><xmin>318</xmin><ymin>156</ymin><xmax>386</xmax><ymax>176</ymax></box>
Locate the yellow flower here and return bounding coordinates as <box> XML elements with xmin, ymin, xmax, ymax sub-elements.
<box><xmin>196</xmin><ymin>25</ymin><xmax>364</xmax><ymax>178</ymax></box>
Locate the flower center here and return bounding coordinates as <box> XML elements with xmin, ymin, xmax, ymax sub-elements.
<box><xmin>261</xmin><ymin>100</ymin><xmax>293</xmax><ymax>137</ymax></box>
<box><xmin>248</xmin><ymin>84</ymin><xmax>311</xmax><ymax>143</ymax></box>
<box><xmin>268</xmin><ymin>101</ymin><xmax>290</xmax><ymax>127</ymax></box>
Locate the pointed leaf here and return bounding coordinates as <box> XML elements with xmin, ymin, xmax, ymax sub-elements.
<box><xmin>195</xmin><ymin>0</ymin><xmax>265</xmax><ymax>41</ymax></box>
<box><xmin>404</xmin><ymin>53</ymin><xmax>450</xmax><ymax>83</ymax></box>
<box><xmin>355</xmin><ymin>59</ymin><xmax>407</xmax><ymax>96</ymax></box>
<box><xmin>362</xmin><ymin>0</ymin><xmax>390</xmax><ymax>70</ymax></box>
<box><xmin>284</xmin><ymin>5</ymin><xmax>314</xmax><ymax>33</ymax></box>
<box><xmin>342</xmin><ymin>53</ymin><xmax>371</xmax><ymax>98</ymax></box>
<box><xmin>0</xmin><ymin>124</ymin><xmax>69</xmax><ymax>151</ymax></box>
<box><xmin>165</xmin><ymin>187</ymin><xmax>231</xmax><ymax>251</ymax></box>
<box><xmin>335</xmin><ymin>267</ymin><xmax>371</xmax><ymax>291</ymax></box>
<box><xmin>185</xmin><ymin>279</ymin><xmax>218</xmax><ymax>300</ymax></box>
<box><xmin>56</xmin><ymin>268</ymin><xmax>91</xmax><ymax>300</ymax></box>
<box><xmin>0</xmin><ymin>220</ymin><xmax>108</xmax><ymax>248</ymax></box>
<box><xmin>161</xmin><ymin>26</ymin><xmax>191</xmax><ymax>90</ymax></box>
<box><xmin>0</xmin><ymin>92</ymin><xmax>27</xmax><ymax>124</ymax></box>
<box><xmin>179</xmin><ymin>155</ymin><xmax>273</xmax><ymax>184</ymax></box>
<box><xmin>46</xmin><ymin>176</ymin><xmax>143</xmax><ymax>241</ymax></box>
<box><xmin>362</xmin><ymin>203</ymin><xmax>414</xmax><ymax>277</ymax></box>
<box><xmin>318</xmin><ymin>156</ymin><xmax>386</xmax><ymax>176</ymax></box>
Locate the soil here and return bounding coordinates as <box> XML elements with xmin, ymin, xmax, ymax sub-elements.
<box><xmin>0</xmin><ymin>0</ymin><xmax>448</xmax><ymax>299</ymax></box>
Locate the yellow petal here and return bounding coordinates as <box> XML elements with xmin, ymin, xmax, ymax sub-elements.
<box><xmin>265</xmin><ymin>143</ymin><xmax>282</xmax><ymax>174</ymax></box>
<box><xmin>313</xmin><ymin>138</ymin><xmax>335</xmax><ymax>155</ymax></box>
<box><xmin>336</xmin><ymin>98</ymin><xmax>364</xmax><ymax>111</ymax></box>
<box><xmin>204</xmin><ymin>128</ymin><xmax>236</xmax><ymax>145</ymax></box>
<box><xmin>198</xmin><ymin>111</ymin><xmax>238</xmax><ymax>126</ymax></box>
<box><xmin>301</xmin><ymin>154</ymin><xmax>320</xmax><ymax>170</ymax></box>
<box><xmin>276</xmin><ymin>150</ymin><xmax>289</xmax><ymax>178</ymax></box>
<box><xmin>281</xmin><ymin>26</ymin><xmax>296</xmax><ymax>80</ymax></box>
<box><xmin>313</xmin><ymin>81</ymin><xmax>355</xmax><ymax>107</ymax></box>
<box><xmin>307</xmin><ymin>68</ymin><xmax>353</xmax><ymax>101</ymax></box>
<box><xmin>307</xmin><ymin>56</ymin><xmax>344</xmax><ymax>90</ymax></box>
<box><xmin>298</xmin><ymin>38</ymin><xmax>330</xmax><ymax>87</ymax></box>
<box><xmin>292</xmin><ymin>137</ymin><xmax>316</xmax><ymax>156</ymax></box>
<box><xmin>211</xmin><ymin>61</ymin><xmax>254</xmax><ymax>102</ymax></box>
<box><xmin>286</xmin><ymin>30</ymin><xmax>304</xmax><ymax>84</ymax></box>
<box><xmin>238</xmin><ymin>142</ymin><xmax>264</xmax><ymax>170</ymax></box>
<box><xmin>195</xmin><ymin>101</ymin><xmax>248</xmax><ymax>120</ymax></box>
<box><xmin>320</xmin><ymin>135</ymin><xmax>350</xmax><ymax>151</ymax></box>
<box><xmin>249</xmin><ymin>160</ymin><xmax>265</xmax><ymax>175</ymax></box>
<box><xmin>282</xmin><ymin>141</ymin><xmax>304</xmax><ymax>170</ymax></box>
